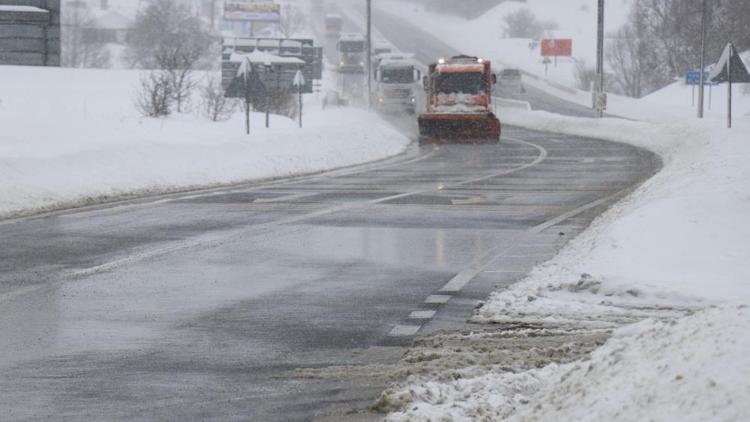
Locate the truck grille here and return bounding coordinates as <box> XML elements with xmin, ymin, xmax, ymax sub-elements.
<box><xmin>387</xmin><ymin>88</ymin><xmax>411</xmax><ymax>99</ymax></box>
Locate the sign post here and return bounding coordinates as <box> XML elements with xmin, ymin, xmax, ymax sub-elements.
<box><xmin>366</xmin><ymin>0</ymin><xmax>372</xmax><ymax>109</ymax></box>
<box><xmin>708</xmin><ymin>42</ymin><xmax>750</xmax><ymax>129</ymax></box>
<box><xmin>595</xmin><ymin>0</ymin><xmax>605</xmax><ymax>118</ymax></box>
<box><xmin>686</xmin><ymin>70</ymin><xmax>717</xmax><ymax>110</ymax></box>
<box><xmin>293</xmin><ymin>70</ymin><xmax>306</xmax><ymax>128</ymax></box>
<box><xmin>238</xmin><ymin>57</ymin><xmax>254</xmax><ymax>135</ymax></box>
<box><xmin>727</xmin><ymin>47</ymin><xmax>732</xmax><ymax>128</ymax></box>
<box><xmin>697</xmin><ymin>0</ymin><xmax>707</xmax><ymax>118</ymax></box>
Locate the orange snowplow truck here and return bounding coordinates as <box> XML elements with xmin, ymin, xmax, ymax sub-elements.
<box><xmin>418</xmin><ymin>55</ymin><xmax>501</xmax><ymax>145</ymax></box>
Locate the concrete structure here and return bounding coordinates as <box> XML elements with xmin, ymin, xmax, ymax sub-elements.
<box><xmin>0</xmin><ymin>0</ymin><xmax>60</xmax><ymax>66</ymax></box>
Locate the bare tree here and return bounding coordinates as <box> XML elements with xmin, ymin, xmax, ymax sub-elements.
<box><xmin>62</xmin><ymin>3</ymin><xmax>111</xmax><ymax>68</ymax></box>
<box><xmin>502</xmin><ymin>8</ymin><xmax>557</xmax><ymax>39</ymax></box>
<box><xmin>279</xmin><ymin>4</ymin><xmax>307</xmax><ymax>38</ymax></box>
<box><xmin>622</xmin><ymin>0</ymin><xmax>750</xmax><ymax>94</ymax></box>
<box><xmin>126</xmin><ymin>0</ymin><xmax>214</xmax><ymax>112</ymax></box>
<box><xmin>198</xmin><ymin>75</ymin><xmax>237</xmax><ymax>122</ymax></box>
<box><xmin>574</xmin><ymin>60</ymin><xmax>597</xmax><ymax>91</ymax></box>
<box><xmin>135</xmin><ymin>71</ymin><xmax>174</xmax><ymax>117</ymax></box>
<box><xmin>607</xmin><ymin>24</ymin><xmax>648</xmax><ymax>98</ymax></box>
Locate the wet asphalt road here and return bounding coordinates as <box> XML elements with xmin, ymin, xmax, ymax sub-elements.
<box><xmin>0</xmin><ymin>126</ymin><xmax>658</xmax><ymax>420</ymax></box>
<box><xmin>0</xmin><ymin>10</ymin><xmax>659</xmax><ymax>422</ymax></box>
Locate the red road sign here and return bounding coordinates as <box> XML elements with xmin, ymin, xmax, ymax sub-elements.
<box><xmin>541</xmin><ymin>39</ymin><xmax>573</xmax><ymax>57</ymax></box>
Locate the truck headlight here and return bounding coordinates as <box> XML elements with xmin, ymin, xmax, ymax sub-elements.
<box><xmin>410</xmin><ymin>98</ymin><xmax>416</xmax><ymax>103</ymax></box>
<box><xmin>359</xmin><ymin>61</ymin><xmax>365</xmax><ymax>66</ymax></box>
<box><xmin>340</xmin><ymin>61</ymin><xmax>345</xmax><ymax>66</ymax></box>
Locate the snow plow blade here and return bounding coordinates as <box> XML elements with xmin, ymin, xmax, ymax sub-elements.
<box><xmin>418</xmin><ymin>113</ymin><xmax>501</xmax><ymax>145</ymax></box>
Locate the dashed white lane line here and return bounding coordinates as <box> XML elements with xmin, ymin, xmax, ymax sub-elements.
<box><xmin>425</xmin><ymin>295</ymin><xmax>452</xmax><ymax>304</ymax></box>
<box><xmin>438</xmin><ymin>242</ymin><xmax>520</xmax><ymax>293</ymax></box>
<box><xmin>389</xmin><ymin>325</ymin><xmax>422</xmax><ymax>337</ymax></box>
<box><xmin>409</xmin><ymin>310</ymin><xmax>437</xmax><ymax>320</ymax></box>
<box><xmin>253</xmin><ymin>193</ymin><xmax>318</xmax><ymax>203</ymax></box>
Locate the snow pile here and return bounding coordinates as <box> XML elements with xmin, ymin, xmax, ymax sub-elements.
<box><xmin>0</xmin><ymin>66</ymin><xmax>409</xmax><ymax>218</ymax></box>
<box><xmin>387</xmin><ymin>306</ymin><xmax>750</xmax><ymax>421</ymax></box>
<box><xmin>385</xmin><ymin>364</ymin><xmax>562</xmax><ymax>421</ymax></box>
<box><xmin>511</xmin><ymin>306</ymin><xmax>750</xmax><ymax>421</ymax></box>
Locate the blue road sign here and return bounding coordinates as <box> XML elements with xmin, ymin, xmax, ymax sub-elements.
<box><xmin>686</xmin><ymin>71</ymin><xmax>718</xmax><ymax>86</ymax></box>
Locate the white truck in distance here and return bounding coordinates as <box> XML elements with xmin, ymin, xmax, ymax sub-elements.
<box><xmin>374</xmin><ymin>54</ymin><xmax>424</xmax><ymax>114</ymax></box>
<box><xmin>336</xmin><ymin>33</ymin><xmax>366</xmax><ymax>73</ymax></box>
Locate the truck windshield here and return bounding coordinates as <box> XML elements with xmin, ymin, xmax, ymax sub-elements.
<box><xmin>435</xmin><ymin>72</ymin><xmax>485</xmax><ymax>95</ymax></box>
<box><xmin>326</xmin><ymin>19</ymin><xmax>341</xmax><ymax>29</ymax></box>
<box><xmin>381</xmin><ymin>68</ymin><xmax>414</xmax><ymax>84</ymax></box>
<box><xmin>338</xmin><ymin>41</ymin><xmax>364</xmax><ymax>53</ymax></box>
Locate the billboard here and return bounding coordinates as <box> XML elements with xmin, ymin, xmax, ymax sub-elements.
<box><xmin>224</xmin><ymin>2</ymin><xmax>281</xmax><ymax>22</ymax></box>
<box><xmin>541</xmin><ymin>39</ymin><xmax>573</xmax><ymax>57</ymax></box>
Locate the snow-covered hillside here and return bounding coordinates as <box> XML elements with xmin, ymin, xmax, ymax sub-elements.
<box><xmin>378</xmin><ymin>0</ymin><xmax>632</xmax><ymax>86</ymax></box>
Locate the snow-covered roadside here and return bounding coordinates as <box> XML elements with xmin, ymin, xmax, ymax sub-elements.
<box><xmin>380</xmin><ymin>99</ymin><xmax>750</xmax><ymax>419</ymax></box>
<box><xmin>0</xmin><ymin>66</ymin><xmax>409</xmax><ymax>219</ymax></box>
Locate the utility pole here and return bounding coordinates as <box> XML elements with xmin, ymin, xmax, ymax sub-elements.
<box><xmin>697</xmin><ymin>0</ymin><xmax>707</xmax><ymax>118</ymax></box>
<box><xmin>595</xmin><ymin>0</ymin><xmax>605</xmax><ymax>118</ymax></box>
<box><xmin>366</xmin><ymin>0</ymin><xmax>372</xmax><ymax>109</ymax></box>
<box><xmin>727</xmin><ymin>43</ymin><xmax>732</xmax><ymax>129</ymax></box>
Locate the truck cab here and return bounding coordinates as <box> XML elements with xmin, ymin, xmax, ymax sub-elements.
<box><xmin>336</xmin><ymin>33</ymin><xmax>366</xmax><ymax>73</ymax></box>
<box><xmin>375</xmin><ymin>54</ymin><xmax>423</xmax><ymax>114</ymax></box>
<box><xmin>418</xmin><ymin>55</ymin><xmax>501</xmax><ymax>144</ymax></box>
<box><xmin>324</xmin><ymin>14</ymin><xmax>342</xmax><ymax>39</ymax></box>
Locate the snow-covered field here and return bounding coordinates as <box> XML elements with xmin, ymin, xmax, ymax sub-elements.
<box><xmin>368</xmin><ymin>2</ymin><xmax>750</xmax><ymax>420</ymax></box>
<box><xmin>0</xmin><ymin>66</ymin><xmax>409</xmax><ymax>219</ymax></box>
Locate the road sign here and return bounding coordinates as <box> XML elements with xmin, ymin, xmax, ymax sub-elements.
<box><xmin>708</xmin><ymin>43</ymin><xmax>750</xmax><ymax>84</ymax></box>
<box><xmin>686</xmin><ymin>71</ymin><xmax>718</xmax><ymax>86</ymax></box>
<box><xmin>592</xmin><ymin>91</ymin><xmax>607</xmax><ymax>112</ymax></box>
<box><xmin>708</xmin><ymin>43</ymin><xmax>750</xmax><ymax>128</ymax></box>
<box><xmin>541</xmin><ymin>39</ymin><xmax>572</xmax><ymax>57</ymax></box>
<box><xmin>222</xmin><ymin>38</ymin><xmax>321</xmax><ymax>97</ymax></box>
<box><xmin>224</xmin><ymin>2</ymin><xmax>281</xmax><ymax>22</ymax></box>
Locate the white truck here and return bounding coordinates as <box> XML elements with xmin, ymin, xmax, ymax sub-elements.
<box><xmin>374</xmin><ymin>54</ymin><xmax>424</xmax><ymax>114</ymax></box>
<box><xmin>336</xmin><ymin>33</ymin><xmax>366</xmax><ymax>73</ymax></box>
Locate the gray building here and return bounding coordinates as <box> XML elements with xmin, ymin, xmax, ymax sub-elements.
<box><xmin>0</xmin><ymin>0</ymin><xmax>60</xmax><ymax>66</ymax></box>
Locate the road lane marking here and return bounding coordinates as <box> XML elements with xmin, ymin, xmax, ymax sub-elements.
<box><xmin>409</xmin><ymin>310</ymin><xmax>437</xmax><ymax>320</ymax></box>
<box><xmin>425</xmin><ymin>295</ymin><xmax>452</xmax><ymax>304</ymax></box>
<box><xmin>252</xmin><ymin>193</ymin><xmax>318</xmax><ymax>203</ymax></box>
<box><xmin>450</xmin><ymin>196</ymin><xmax>484</xmax><ymax>205</ymax></box>
<box><xmin>389</xmin><ymin>325</ymin><xmax>422</xmax><ymax>337</ymax></box>
<box><xmin>436</xmin><ymin>188</ymin><xmax>636</xmax><ymax>296</ymax></box>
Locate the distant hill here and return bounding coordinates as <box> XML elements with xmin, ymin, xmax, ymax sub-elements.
<box><xmin>416</xmin><ymin>0</ymin><xmax>521</xmax><ymax>20</ymax></box>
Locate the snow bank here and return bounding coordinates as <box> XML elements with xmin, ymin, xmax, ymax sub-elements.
<box><xmin>0</xmin><ymin>66</ymin><xmax>409</xmax><ymax>218</ymax></box>
<box><xmin>383</xmin><ymin>93</ymin><xmax>750</xmax><ymax>420</ymax></box>
<box><xmin>387</xmin><ymin>306</ymin><xmax>750</xmax><ymax>422</ymax></box>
